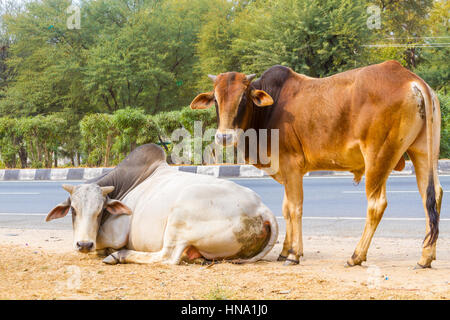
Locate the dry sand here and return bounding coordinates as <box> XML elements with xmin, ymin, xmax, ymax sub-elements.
<box><xmin>0</xmin><ymin>228</ymin><xmax>449</xmax><ymax>300</ymax></box>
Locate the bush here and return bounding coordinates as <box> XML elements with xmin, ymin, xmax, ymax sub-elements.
<box><xmin>179</xmin><ymin>106</ymin><xmax>216</xmax><ymax>134</ymax></box>
<box><xmin>112</xmin><ymin>107</ymin><xmax>149</xmax><ymax>161</ymax></box>
<box><xmin>80</xmin><ymin>113</ymin><xmax>117</xmax><ymax>167</ymax></box>
<box><xmin>0</xmin><ymin>117</ymin><xmax>21</xmax><ymax>168</ymax></box>
<box><xmin>438</xmin><ymin>91</ymin><xmax>450</xmax><ymax>159</ymax></box>
<box><xmin>17</xmin><ymin>115</ymin><xmax>66</xmax><ymax>168</ymax></box>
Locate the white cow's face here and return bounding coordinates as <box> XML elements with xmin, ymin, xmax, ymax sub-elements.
<box><xmin>46</xmin><ymin>184</ymin><xmax>132</xmax><ymax>253</ymax></box>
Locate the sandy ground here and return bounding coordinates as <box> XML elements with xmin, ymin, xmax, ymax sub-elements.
<box><xmin>0</xmin><ymin>228</ymin><xmax>449</xmax><ymax>300</ymax></box>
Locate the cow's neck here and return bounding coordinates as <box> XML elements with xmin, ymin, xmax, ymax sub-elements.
<box><xmin>238</xmin><ymin>99</ymin><xmax>276</xmax><ymax>168</ymax></box>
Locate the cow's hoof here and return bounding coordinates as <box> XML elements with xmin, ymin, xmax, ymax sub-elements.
<box><xmin>277</xmin><ymin>255</ymin><xmax>287</xmax><ymax>262</ymax></box>
<box><xmin>344</xmin><ymin>262</ymin><xmax>356</xmax><ymax>268</ymax></box>
<box><xmin>345</xmin><ymin>260</ymin><xmax>363</xmax><ymax>268</ymax></box>
<box><xmin>283</xmin><ymin>258</ymin><xmax>299</xmax><ymax>266</ymax></box>
<box><xmin>103</xmin><ymin>253</ymin><xmax>120</xmax><ymax>265</ymax></box>
<box><xmin>346</xmin><ymin>253</ymin><xmax>364</xmax><ymax>267</ymax></box>
<box><xmin>96</xmin><ymin>248</ymin><xmax>115</xmax><ymax>257</ymax></box>
<box><xmin>414</xmin><ymin>263</ymin><xmax>431</xmax><ymax>270</ymax></box>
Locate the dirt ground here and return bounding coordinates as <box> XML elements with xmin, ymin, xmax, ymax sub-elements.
<box><xmin>0</xmin><ymin>228</ymin><xmax>449</xmax><ymax>300</ymax></box>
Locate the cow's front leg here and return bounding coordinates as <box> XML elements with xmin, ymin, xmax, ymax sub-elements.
<box><xmin>103</xmin><ymin>241</ymin><xmax>188</xmax><ymax>265</ymax></box>
<box><xmin>283</xmin><ymin>173</ymin><xmax>304</xmax><ymax>266</ymax></box>
<box><xmin>95</xmin><ymin>214</ymin><xmax>130</xmax><ymax>254</ymax></box>
<box><xmin>96</xmin><ymin>248</ymin><xmax>116</xmax><ymax>257</ymax></box>
<box><xmin>103</xmin><ymin>249</ymin><xmax>164</xmax><ymax>265</ymax></box>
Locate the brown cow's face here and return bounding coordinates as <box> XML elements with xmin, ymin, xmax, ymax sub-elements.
<box><xmin>190</xmin><ymin>72</ymin><xmax>274</xmax><ymax>146</ymax></box>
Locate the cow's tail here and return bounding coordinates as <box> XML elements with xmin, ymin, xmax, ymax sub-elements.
<box><xmin>231</xmin><ymin>207</ymin><xmax>279</xmax><ymax>264</ymax></box>
<box><xmin>415</xmin><ymin>82</ymin><xmax>441</xmax><ymax>247</ymax></box>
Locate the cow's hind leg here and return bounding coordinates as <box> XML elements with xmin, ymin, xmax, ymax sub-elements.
<box><xmin>408</xmin><ymin>149</ymin><xmax>443</xmax><ymax>268</ymax></box>
<box><xmin>103</xmin><ymin>241</ymin><xmax>188</xmax><ymax>265</ymax></box>
<box><xmin>346</xmin><ymin>148</ymin><xmax>401</xmax><ymax>266</ymax></box>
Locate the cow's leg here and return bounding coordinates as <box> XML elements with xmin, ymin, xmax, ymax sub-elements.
<box><xmin>283</xmin><ymin>173</ymin><xmax>304</xmax><ymax>266</ymax></box>
<box><xmin>103</xmin><ymin>241</ymin><xmax>188</xmax><ymax>265</ymax></box>
<box><xmin>104</xmin><ymin>214</ymin><xmax>190</xmax><ymax>265</ymax></box>
<box><xmin>347</xmin><ymin>156</ymin><xmax>394</xmax><ymax>266</ymax></box>
<box><xmin>96</xmin><ymin>214</ymin><xmax>130</xmax><ymax>254</ymax></box>
<box><xmin>347</xmin><ymin>176</ymin><xmax>388</xmax><ymax>266</ymax></box>
<box><xmin>278</xmin><ymin>192</ymin><xmax>293</xmax><ymax>261</ymax></box>
<box><xmin>408</xmin><ymin>149</ymin><xmax>443</xmax><ymax>268</ymax></box>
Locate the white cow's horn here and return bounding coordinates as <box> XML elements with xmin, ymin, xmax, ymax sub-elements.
<box><xmin>246</xmin><ymin>74</ymin><xmax>256</xmax><ymax>82</ymax></box>
<box><xmin>208</xmin><ymin>74</ymin><xmax>217</xmax><ymax>82</ymax></box>
<box><xmin>101</xmin><ymin>186</ymin><xmax>115</xmax><ymax>196</ymax></box>
<box><xmin>62</xmin><ymin>184</ymin><xmax>76</xmax><ymax>195</ymax></box>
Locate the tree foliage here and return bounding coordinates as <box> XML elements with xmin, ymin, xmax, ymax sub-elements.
<box><xmin>0</xmin><ymin>0</ymin><xmax>448</xmax><ymax>166</ymax></box>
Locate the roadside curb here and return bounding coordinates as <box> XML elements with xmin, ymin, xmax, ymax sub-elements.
<box><xmin>1</xmin><ymin>160</ymin><xmax>450</xmax><ymax>181</ymax></box>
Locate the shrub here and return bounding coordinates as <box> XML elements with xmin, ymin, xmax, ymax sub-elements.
<box><xmin>80</xmin><ymin>113</ymin><xmax>117</xmax><ymax>167</ymax></box>
<box><xmin>438</xmin><ymin>91</ymin><xmax>450</xmax><ymax>159</ymax></box>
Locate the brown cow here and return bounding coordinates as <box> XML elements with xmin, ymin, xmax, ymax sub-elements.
<box><xmin>190</xmin><ymin>61</ymin><xmax>443</xmax><ymax>268</ymax></box>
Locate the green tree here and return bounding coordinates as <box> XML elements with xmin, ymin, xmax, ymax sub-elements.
<box><xmin>365</xmin><ymin>0</ymin><xmax>435</xmax><ymax>68</ymax></box>
<box><xmin>231</xmin><ymin>0</ymin><xmax>370</xmax><ymax>77</ymax></box>
<box><xmin>414</xmin><ymin>0</ymin><xmax>449</xmax><ymax>91</ymax></box>
<box><xmin>195</xmin><ymin>0</ymin><xmax>240</xmax><ymax>90</ymax></box>
<box><xmin>83</xmin><ymin>0</ymin><xmax>210</xmax><ymax>113</ymax></box>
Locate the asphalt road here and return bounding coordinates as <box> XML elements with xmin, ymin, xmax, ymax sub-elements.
<box><xmin>0</xmin><ymin>175</ymin><xmax>449</xmax><ymax>239</ymax></box>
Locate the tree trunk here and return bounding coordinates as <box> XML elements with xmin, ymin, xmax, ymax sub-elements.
<box><xmin>104</xmin><ymin>134</ymin><xmax>112</xmax><ymax>167</ymax></box>
<box><xmin>54</xmin><ymin>150</ymin><xmax>58</xmax><ymax>168</ymax></box>
<box><xmin>18</xmin><ymin>145</ymin><xmax>27</xmax><ymax>168</ymax></box>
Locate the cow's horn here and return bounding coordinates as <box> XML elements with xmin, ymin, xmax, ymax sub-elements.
<box><xmin>62</xmin><ymin>184</ymin><xmax>76</xmax><ymax>194</ymax></box>
<box><xmin>246</xmin><ymin>74</ymin><xmax>256</xmax><ymax>82</ymax></box>
<box><xmin>101</xmin><ymin>186</ymin><xmax>115</xmax><ymax>196</ymax></box>
<box><xmin>208</xmin><ymin>74</ymin><xmax>217</xmax><ymax>82</ymax></box>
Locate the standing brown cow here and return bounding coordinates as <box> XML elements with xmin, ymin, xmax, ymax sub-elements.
<box><xmin>190</xmin><ymin>61</ymin><xmax>443</xmax><ymax>268</ymax></box>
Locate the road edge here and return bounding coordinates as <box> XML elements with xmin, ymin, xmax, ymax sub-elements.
<box><xmin>1</xmin><ymin>160</ymin><xmax>450</xmax><ymax>181</ymax></box>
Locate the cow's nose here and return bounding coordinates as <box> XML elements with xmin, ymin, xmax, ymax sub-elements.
<box><xmin>77</xmin><ymin>241</ymin><xmax>94</xmax><ymax>252</ymax></box>
<box><xmin>215</xmin><ymin>133</ymin><xmax>232</xmax><ymax>145</ymax></box>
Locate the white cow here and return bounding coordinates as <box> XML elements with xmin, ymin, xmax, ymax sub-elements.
<box><xmin>46</xmin><ymin>144</ymin><xmax>278</xmax><ymax>265</ymax></box>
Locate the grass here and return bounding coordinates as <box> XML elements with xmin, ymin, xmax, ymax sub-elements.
<box><xmin>203</xmin><ymin>284</ymin><xmax>233</xmax><ymax>300</ymax></box>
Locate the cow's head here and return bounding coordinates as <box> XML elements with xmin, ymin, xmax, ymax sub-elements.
<box><xmin>190</xmin><ymin>72</ymin><xmax>274</xmax><ymax>146</ymax></box>
<box><xmin>46</xmin><ymin>184</ymin><xmax>132</xmax><ymax>253</ymax></box>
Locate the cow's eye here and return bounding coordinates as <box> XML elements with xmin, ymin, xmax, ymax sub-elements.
<box><xmin>71</xmin><ymin>207</ymin><xmax>76</xmax><ymax>216</ymax></box>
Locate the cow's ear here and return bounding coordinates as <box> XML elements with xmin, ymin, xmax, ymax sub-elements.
<box><xmin>250</xmin><ymin>89</ymin><xmax>274</xmax><ymax>107</ymax></box>
<box><xmin>46</xmin><ymin>199</ymin><xmax>71</xmax><ymax>222</ymax></box>
<box><xmin>105</xmin><ymin>199</ymin><xmax>132</xmax><ymax>216</ymax></box>
<box><xmin>190</xmin><ymin>91</ymin><xmax>215</xmax><ymax>109</ymax></box>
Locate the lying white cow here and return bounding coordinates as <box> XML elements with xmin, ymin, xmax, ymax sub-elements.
<box><xmin>46</xmin><ymin>144</ymin><xmax>278</xmax><ymax>265</ymax></box>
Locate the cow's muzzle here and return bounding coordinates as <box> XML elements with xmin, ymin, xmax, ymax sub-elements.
<box><xmin>215</xmin><ymin>132</ymin><xmax>234</xmax><ymax>146</ymax></box>
<box><xmin>76</xmin><ymin>241</ymin><xmax>94</xmax><ymax>253</ymax></box>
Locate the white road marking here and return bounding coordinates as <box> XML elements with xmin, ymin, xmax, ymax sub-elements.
<box><xmin>343</xmin><ymin>190</ymin><xmax>449</xmax><ymax>194</ymax></box>
<box><xmin>2</xmin><ymin>213</ymin><xmax>448</xmax><ymax>221</ymax></box>
<box><xmin>0</xmin><ymin>180</ymin><xmax>82</xmax><ymax>184</ymax></box>
<box><xmin>275</xmin><ymin>216</ymin><xmax>450</xmax><ymax>221</ymax></box>
<box><xmin>0</xmin><ymin>213</ymin><xmax>47</xmax><ymax>216</ymax></box>
<box><xmin>0</xmin><ymin>192</ymin><xmax>40</xmax><ymax>195</ymax></box>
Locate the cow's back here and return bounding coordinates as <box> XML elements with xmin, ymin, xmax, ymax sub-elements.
<box><xmin>272</xmin><ymin>61</ymin><xmax>423</xmax><ymax>171</ymax></box>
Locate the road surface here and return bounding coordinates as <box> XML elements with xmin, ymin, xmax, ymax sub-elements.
<box><xmin>0</xmin><ymin>175</ymin><xmax>449</xmax><ymax>238</ymax></box>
